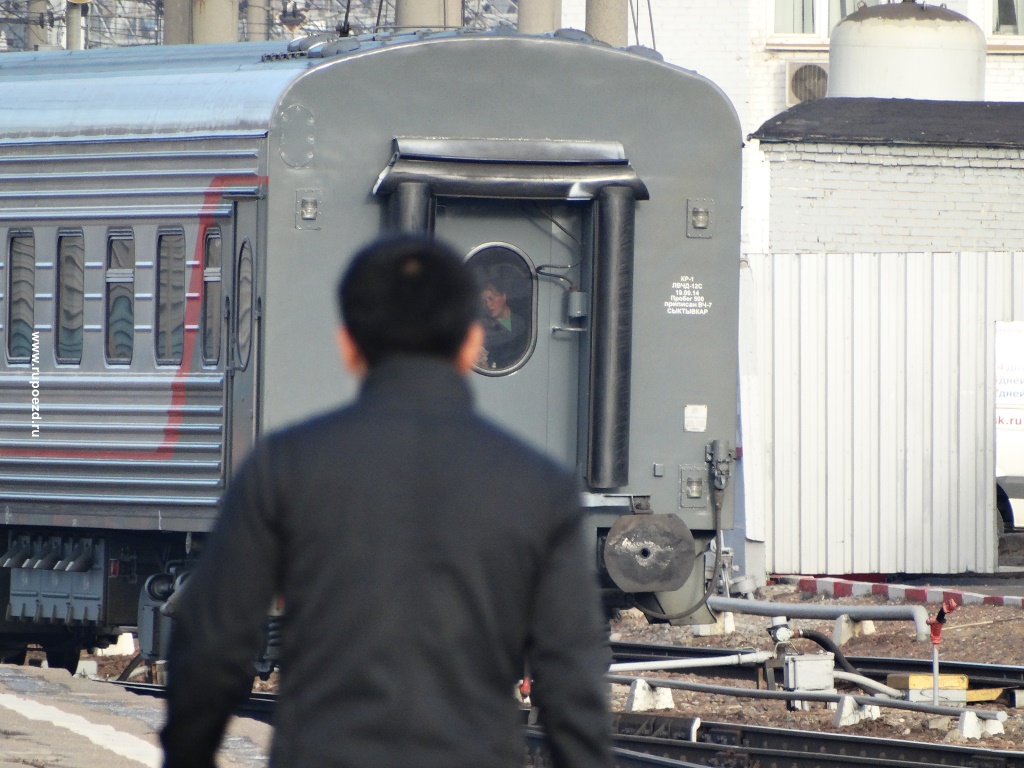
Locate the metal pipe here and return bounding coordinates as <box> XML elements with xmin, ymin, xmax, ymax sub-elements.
<box><xmin>162</xmin><ymin>0</ymin><xmax>191</xmax><ymax>44</ymax></box>
<box><xmin>395</xmin><ymin>0</ymin><xmax>461</xmax><ymax>30</ymax></box>
<box><xmin>389</xmin><ymin>182</ymin><xmax>432</xmax><ymax>234</ymax></box>
<box><xmin>707</xmin><ymin>595</ymin><xmax>931</xmax><ymax>643</ymax></box>
<box><xmin>246</xmin><ymin>0</ymin><xmax>268</xmax><ymax>41</ymax></box>
<box><xmin>66</xmin><ymin>2</ymin><xmax>83</xmax><ymax>50</ymax></box>
<box><xmin>606</xmin><ymin>674</ymin><xmax>1008</xmax><ymax>722</ymax></box>
<box><xmin>27</xmin><ymin>0</ymin><xmax>49</xmax><ymax>49</ymax></box>
<box><xmin>518</xmin><ymin>0</ymin><xmax>562</xmax><ymax>34</ymax></box>
<box><xmin>586</xmin><ymin>185</ymin><xmax>636</xmax><ymax>489</ymax></box>
<box><xmin>832</xmin><ymin>670</ymin><xmax>905</xmax><ymax>698</ymax></box>
<box><xmin>193</xmin><ymin>0</ymin><xmax>238</xmax><ymax>43</ymax></box>
<box><xmin>609</xmin><ymin>651</ymin><xmax>773</xmax><ymax>673</ymax></box>
<box><xmin>586</xmin><ymin>0</ymin><xmax>627</xmax><ymax>46</ymax></box>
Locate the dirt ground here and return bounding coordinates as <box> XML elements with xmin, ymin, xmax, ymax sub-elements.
<box><xmin>608</xmin><ymin>581</ymin><xmax>1024</xmax><ymax>750</ymax></box>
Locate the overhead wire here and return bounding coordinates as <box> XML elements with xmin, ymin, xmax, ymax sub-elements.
<box><xmin>646</xmin><ymin>0</ymin><xmax>656</xmax><ymax>50</ymax></box>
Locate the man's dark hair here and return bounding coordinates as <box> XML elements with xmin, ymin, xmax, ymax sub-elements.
<box><xmin>482</xmin><ymin>277</ymin><xmax>507</xmax><ymax>296</ymax></box>
<box><xmin>338</xmin><ymin>235</ymin><xmax>479</xmax><ymax>366</ymax></box>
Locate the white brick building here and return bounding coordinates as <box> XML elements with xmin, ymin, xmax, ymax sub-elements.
<box><xmin>560</xmin><ymin>1</ymin><xmax>1024</xmax><ymax>254</ymax></box>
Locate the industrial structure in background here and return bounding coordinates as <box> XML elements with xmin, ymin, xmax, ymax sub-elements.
<box><xmin>1</xmin><ymin>0</ymin><xmax>513</xmax><ymax>49</ymax></box>
<box><xmin>0</xmin><ymin>0</ymin><xmax>506</xmax><ymax>50</ymax></box>
<box><xmin>0</xmin><ymin>0</ymin><xmax>633</xmax><ymax>50</ymax></box>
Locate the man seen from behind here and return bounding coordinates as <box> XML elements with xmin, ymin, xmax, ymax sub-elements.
<box><xmin>160</xmin><ymin>234</ymin><xmax>613</xmax><ymax>768</ymax></box>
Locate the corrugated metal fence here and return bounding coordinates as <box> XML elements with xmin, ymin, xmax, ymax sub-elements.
<box><xmin>739</xmin><ymin>251</ymin><xmax>1024</xmax><ymax>575</ymax></box>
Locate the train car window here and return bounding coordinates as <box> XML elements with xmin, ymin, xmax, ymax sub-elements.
<box><xmin>467</xmin><ymin>244</ymin><xmax>536</xmax><ymax>375</ymax></box>
<box><xmin>235</xmin><ymin>240</ymin><xmax>253</xmax><ymax>370</ymax></box>
<box><xmin>156</xmin><ymin>230</ymin><xmax>186</xmax><ymax>365</ymax></box>
<box><xmin>55</xmin><ymin>231</ymin><xmax>85</xmax><ymax>365</ymax></box>
<box><xmin>7</xmin><ymin>232</ymin><xmax>35</xmax><ymax>362</ymax></box>
<box><xmin>105</xmin><ymin>231</ymin><xmax>135</xmax><ymax>363</ymax></box>
<box><xmin>202</xmin><ymin>229</ymin><xmax>222</xmax><ymax>365</ymax></box>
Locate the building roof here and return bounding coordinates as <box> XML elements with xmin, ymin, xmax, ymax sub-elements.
<box><xmin>750</xmin><ymin>97</ymin><xmax>1024</xmax><ymax>148</ymax></box>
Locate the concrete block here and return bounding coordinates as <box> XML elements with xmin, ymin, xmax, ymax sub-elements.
<box><xmin>1011</xmin><ymin>689</ymin><xmax>1024</xmax><ymax>708</ymax></box>
<box><xmin>834</xmin><ymin>695</ymin><xmax>880</xmax><ymax>727</ymax></box>
<box><xmin>955</xmin><ymin>712</ymin><xmax>1004</xmax><ymax>740</ymax></box>
<box><xmin>905</xmin><ymin>688</ymin><xmax>968</xmax><ymax>704</ymax></box>
<box><xmin>925</xmin><ymin>716</ymin><xmax>952</xmax><ymax>731</ymax></box>
<box><xmin>625</xmin><ymin>679</ymin><xmax>674</xmax><ymax>712</ymax></box>
<box><xmin>983</xmin><ymin>718</ymin><xmax>1005</xmax><ymax>737</ymax></box>
<box><xmin>693</xmin><ymin>612</ymin><xmax>734</xmax><ymax>637</ymax></box>
<box><xmin>93</xmin><ymin>633</ymin><xmax>136</xmax><ymax>657</ymax></box>
<box><xmin>887</xmin><ymin>673</ymin><xmax>968</xmax><ymax>690</ymax></box>
<box><xmin>958</xmin><ymin>712</ymin><xmax>981</xmax><ymax>739</ymax></box>
<box><xmin>833</xmin><ymin>615</ymin><xmax>875</xmax><ymax>646</ymax></box>
<box><xmin>74</xmin><ymin>660</ymin><xmax>98</xmax><ymax>678</ymax></box>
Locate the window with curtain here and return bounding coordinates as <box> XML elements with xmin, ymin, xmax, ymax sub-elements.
<box><xmin>56</xmin><ymin>231</ymin><xmax>85</xmax><ymax>365</ymax></box>
<box><xmin>105</xmin><ymin>231</ymin><xmax>135</xmax><ymax>363</ymax></box>
<box><xmin>156</xmin><ymin>229</ymin><xmax>186</xmax><ymax>365</ymax></box>
<box><xmin>7</xmin><ymin>232</ymin><xmax>34</xmax><ymax>361</ymax></box>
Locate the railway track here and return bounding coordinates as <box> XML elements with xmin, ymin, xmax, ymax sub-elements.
<box><xmin>611</xmin><ymin>711</ymin><xmax>1024</xmax><ymax>767</ymax></box>
<box><xmin>525</xmin><ymin>711</ymin><xmax>1024</xmax><ymax>768</ymax></box>
<box><xmin>111</xmin><ymin>643</ymin><xmax>1024</xmax><ymax>768</ymax></box>
<box><xmin>611</xmin><ymin>640</ymin><xmax>1024</xmax><ymax>690</ymax></box>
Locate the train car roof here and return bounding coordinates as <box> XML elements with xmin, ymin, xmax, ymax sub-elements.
<box><xmin>0</xmin><ymin>29</ymin><xmax>685</xmax><ymax>143</ymax></box>
<box><xmin>0</xmin><ymin>39</ymin><xmax>306</xmax><ymax>141</ymax></box>
<box><xmin>751</xmin><ymin>97</ymin><xmax>1024</xmax><ymax>149</ymax></box>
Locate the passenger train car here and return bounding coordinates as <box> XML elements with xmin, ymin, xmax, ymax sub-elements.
<box><xmin>0</xmin><ymin>29</ymin><xmax>741</xmax><ymax>670</ymax></box>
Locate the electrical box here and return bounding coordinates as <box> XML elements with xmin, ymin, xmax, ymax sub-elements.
<box><xmin>784</xmin><ymin>653</ymin><xmax>836</xmax><ymax>692</ymax></box>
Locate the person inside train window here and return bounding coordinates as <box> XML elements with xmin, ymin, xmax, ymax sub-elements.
<box><xmin>479</xmin><ymin>275</ymin><xmax>529</xmax><ymax>370</ymax></box>
<box><xmin>160</xmin><ymin>234</ymin><xmax>612</xmax><ymax>768</ymax></box>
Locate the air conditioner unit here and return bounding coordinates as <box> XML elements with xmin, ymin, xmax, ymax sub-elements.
<box><xmin>785</xmin><ymin>61</ymin><xmax>829</xmax><ymax>106</ymax></box>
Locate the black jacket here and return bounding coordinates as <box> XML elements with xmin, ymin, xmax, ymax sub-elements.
<box><xmin>161</xmin><ymin>356</ymin><xmax>612</xmax><ymax>768</ymax></box>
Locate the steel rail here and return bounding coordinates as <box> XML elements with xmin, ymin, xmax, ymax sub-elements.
<box><xmin>110</xmin><ymin>676</ymin><xmax>1022</xmax><ymax>767</ymax></box>
<box><xmin>525</xmin><ymin>712</ymin><xmax>1024</xmax><ymax>768</ymax></box>
<box><xmin>611</xmin><ymin>640</ymin><xmax>1024</xmax><ymax>690</ymax></box>
<box><xmin>611</xmin><ymin>711</ymin><xmax>1024</xmax><ymax>768</ymax></box>
<box><xmin>525</xmin><ymin>728</ymin><xmax>707</xmax><ymax>768</ymax></box>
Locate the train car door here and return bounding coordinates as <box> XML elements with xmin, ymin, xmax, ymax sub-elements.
<box><xmin>225</xmin><ymin>200</ymin><xmax>260</xmax><ymax>475</ymax></box>
<box><xmin>374</xmin><ymin>138</ymin><xmax>647</xmax><ymax>484</ymax></box>
<box><xmin>435</xmin><ymin>201</ymin><xmax>583</xmax><ymax>465</ymax></box>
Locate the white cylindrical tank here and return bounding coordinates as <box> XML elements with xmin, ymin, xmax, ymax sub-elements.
<box><xmin>828</xmin><ymin>0</ymin><xmax>986</xmax><ymax>101</ymax></box>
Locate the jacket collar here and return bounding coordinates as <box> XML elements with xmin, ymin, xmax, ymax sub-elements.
<box><xmin>358</xmin><ymin>354</ymin><xmax>474</xmax><ymax>413</ymax></box>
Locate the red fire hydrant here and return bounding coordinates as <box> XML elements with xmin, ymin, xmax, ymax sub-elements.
<box><xmin>927</xmin><ymin>598</ymin><xmax>958</xmax><ymax>643</ymax></box>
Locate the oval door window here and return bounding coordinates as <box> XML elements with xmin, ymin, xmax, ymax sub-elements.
<box><xmin>235</xmin><ymin>240</ymin><xmax>254</xmax><ymax>370</ymax></box>
<box><xmin>467</xmin><ymin>243</ymin><xmax>536</xmax><ymax>376</ymax></box>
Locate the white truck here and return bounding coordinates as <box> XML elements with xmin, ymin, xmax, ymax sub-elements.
<box><xmin>996</xmin><ymin>321</ymin><xmax>1024</xmax><ymax>531</ymax></box>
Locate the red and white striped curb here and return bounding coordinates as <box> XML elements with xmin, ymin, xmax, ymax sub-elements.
<box><xmin>773</xmin><ymin>575</ymin><xmax>1024</xmax><ymax>608</ymax></box>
